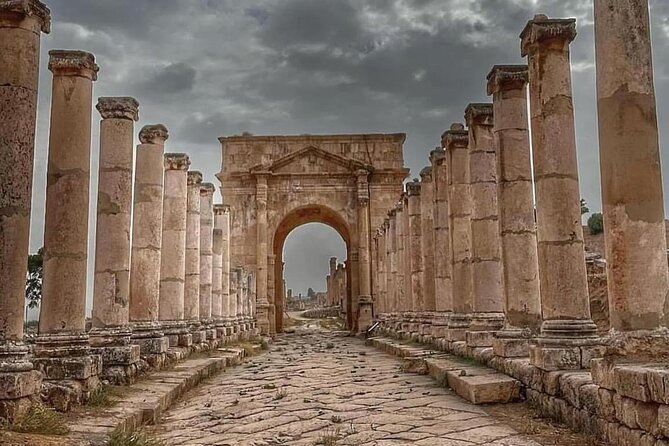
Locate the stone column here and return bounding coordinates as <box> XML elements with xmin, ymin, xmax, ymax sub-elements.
<box><xmin>199</xmin><ymin>182</ymin><xmax>215</xmax><ymax>340</ymax></box>
<box><xmin>90</xmin><ymin>97</ymin><xmax>140</xmax><ymax>384</ymax></box>
<box><xmin>229</xmin><ymin>267</ymin><xmax>238</xmax><ymax>336</ymax></box>
<box><xmin>185</xmin><ymin>171</ymin><xmax>205</xmax><ymax>343</ymax></box>
<box><xmin>268</xmin><ymin>255</ymin><xmax>277</xmax><ymax>334</ymax></box>
<box><xmin>211</xmin><ymin>228</ymin><xmax>223</xmax><ymax>335</ymax></box>
<box><xmin>521</xmin><ymin>15</ymin><xmax>599</xmax><ymax>370</ymax></box>
<box><xmin>129</xmin><ymin>124</ymin><xmax>169</xmax><ymax>365</ymax></box>
<box><xmin>464</xmin><ymin>103</ymin><xmax>505</xmax><ymax>348</ymax></box>
<box><xmin>406</xmin><ymin>181</ymin><xmax>424</xmax><ymax>311</ymax></box>
<box><xmin>357</xmin><ymin>170</ymin><xmax>373</xmax><ymax>332</ymax></box>
<box><xmin>594</xmin><ymin>0</ymin><xmax>669</xmax><ymax>343</ymax></box>
<box><xmin>378</xmin><ymin>227</ymin><xmax>388</xmax><ymax>314</ymax></box>
<box><xmin>35</xmin><ymin>50</ymin><xmax>101</xmax><ymax>407</ymax></box>
<box><xmin>419</xmin><ymin>168</ymin><xmax>436</xmax><ymax>312</ymax></box>
<box><xmin>255</xmin><ymin>174</ymin><xmax>271</xmax><ymax>335</ymax></box>
<box><xmin>220</xmin><ymin>205</ymin><xmax>233</xmax><ymax>337</ymax></box>
<box><xmin>442</xmin><ymin>124</ymin><xmax>473</xmax><ymax>342</ymax></box>
<box><xmin>487</xmin><ymin>65</ymin><xmax>542</xmax><ymax>358</ymax></box>
<box><xmin>401</xmin><ymin>196</ymin><xmax>412</xmax><ymax>315</ymax></box>
<box><xmin>0</xmin><ymin>2</ymin><xmax>49</xmax><ymax>419</ymax></box>
<box><xmin>387</xmin><ymin>211</ymin><xmax>397</xmax><ymax>314</ymax></box>
<box><xmin>430</xmin><ymin>147</ymin><xmax>453</xmax><ymax>339</ymax></box>
<box><xmin>159</xmin><ymin>153</ymin><xmax>191</xmax><ymax>348</ymax></box>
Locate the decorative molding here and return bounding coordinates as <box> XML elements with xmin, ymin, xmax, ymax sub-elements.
<box><xmin>48</xmin><ymin>50</ymin><xmax>98</xmax><ymax>80</ymax></box>
<box><xmin>96</xmin><ymin>97</ymin><xmax>139</xmax><ymax>121</ymax></box>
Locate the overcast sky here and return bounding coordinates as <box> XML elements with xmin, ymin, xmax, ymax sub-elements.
<box><xmin>28</xmin><ymin>0</ymin><xmax>669</xmax><ymax>301</ymax></box>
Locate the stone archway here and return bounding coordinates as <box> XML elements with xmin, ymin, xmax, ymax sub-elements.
<box><xmin>273</xmin><ymin>205</ymin><xmax>351</xmax><ymax>332</ymax></box>
<box><xmin>217</xmin><ymin>134</ymin><xmax>408</xmax><ymax>335</ymax></box>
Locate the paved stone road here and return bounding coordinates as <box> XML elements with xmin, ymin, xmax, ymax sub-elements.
<box><xmin>152</xmin><ymin>328</ymin><xmax>543</xmax><ymax>446</ymax></box>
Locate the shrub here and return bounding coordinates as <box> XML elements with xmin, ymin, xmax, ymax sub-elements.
<box><xmin>588</xmin><ymin>213</ymin><xmax>604</xmax><ymax>235</ymax></box>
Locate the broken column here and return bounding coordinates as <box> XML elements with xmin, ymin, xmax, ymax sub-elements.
<box><xmin>159</xmin><ymin>153</ymin><xmax>191</xmax><ymax>348</ymax></box>
<box><xmin>90</xmin><ymin>97</ymin><xmax>140</xmax><ymax>384</ymax></box>
<box><xmin>464</xmin><ymin>103</ymin><xmax>505</xmax><ymax>348</ymax></box>
<box><xmin>521</xmin><ymin>15</ymin><xmax>599</xmax><ymax>370</ymax></box>
<box><xmin>442</xmin><ymin>124</ymin><xmax>474</xmax><ymax>342</ymax></box>
<box><xmin>129</xmin><ymin>124</ymin><xmax>170</xmax><ymax>366</ymax></box>
<box><xmin>487</xmin><ymin>65</ymin><xmax>542</xmax><ymax>357</ymax></box>
<box><xmin>594</xmin><ymin>0</ymin><xmax>669</xmax><ymax>348</ymax></box>
<box><xmin>0</xmin><ymin>0</ymin><xmax>49</xmax><ymax>420</ymax></box>
<box><xmin>35</xmin><ymin>50</ymin><xmax>101</xmax><ymax>408</ymax></box>
<box><xmin>185</xmin><ymin>171</ymin><xmax>205</xmax><ymax>343</ymax></box>
<box><xmin>199</xmin><ymin>182</ymin><xmax>216</xmax><ymax>340</ymax></box>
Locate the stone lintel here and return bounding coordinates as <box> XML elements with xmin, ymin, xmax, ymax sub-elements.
<box><xmin>520</xmin><ymin>15</ymin><xmax>577</xmax><ymax>57</ymax></box>
<box><xmin>187</xmin><ymin>170</ymin><xmax>203</xmax><ymax>186</ymax></box>
<box><xmin>430</xmin><ymin>147</ymin><xmax>446</xmax><ymax>165</ymax></box>
<box><xmin>139</xmin><ymin>124</ymin><xmax>169</xmax><ymax>145</ymax></box>
<box><xmin>406</xmin><ymin>180</ymin><xmax>421</xmax><ymax>197</ymax></box>
<box><xmin>96</xmin><ymin>97</ymin><xmax>139</xmax><ymax>121</ymax></box>
<box><xmin>164</xmin><ymin>152</ymin><xmax>190</xmax><ymax>171</ymax></box>
<box><xmin>0</xmin><ymin>0</ymin><xmax>51</xmax><ymax>33</ymax></box>
<box><xmin>419</xmin><ymin>166</ymin><xmax>432</xmax><ymax>182</ymax></box>
<box><xmin>48</xmin><ymin>50</ymin><xmax>99</xmax><ymax>80</ymax></box>
<box><xmin>200</xmin><ymin>182</ymin><xmax>216</xmax><ymax>196</ymax></box>
<box><xmin>441</xmin><ymin>123</ymin><xmax>468</xmax><ymax>149</ymax></box>
<box><xmin>486</xmin><ymin>65</ymin><xmax>529</xmax><ymax>95</ymax></box>
<box><xmin>464</xmin><ymin>103</ymin><xmax>494</xmax><ymax>127</ymax></box>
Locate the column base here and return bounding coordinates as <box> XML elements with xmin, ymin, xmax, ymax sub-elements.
<box><xmin>493</xmin><ymin>328</ymin><xmax>533</xmax><ymax>358</ymax></box>
<box><xmin>188</xmin><ymin>321</ymin><xmax>207</xmax><ymax>344</ymax></box>
<box><xmin>357</xmin><ymin>295</ymin><xmax>373</xmax><ymax>334</ymax></box>
<box><xmin>446</xmin><ymin>313</ymin><xmax>471</xmax><ymax>342</ymax></box>
<box><xmin>161</xmin><ymin>320</ymin><xmax>191</xmax><ymax>347</ymax></box>
<box><xmin>0</xmin><ymin>342</ymin><xmax>42</xmax><ymax>422</ymax></box>
<box><xmin>529</xmin><ymin>319</ymin><xmax>602</xmax><ymax>371</ymax></box>
<box><xmin>256</xmin><ymin>303</ymin><xmax>271</xmax><ymax>335</ymax></box>
<box><xmin>130</xmin><ymin>321</ymin><xmax>169</xmax><ymax>368</ymax></box>
<box><xmin>33</xmin><ymin>332</ymin><xmax>102</xmax><ymax>411</ymax></box>
<box><xmin>430</xmin><ymin>312</ymin><xmax>451</xmax><ymax>339</ymax></box>
<box><xmin>89</xmin><ymin>326</ymin><xmax>140</xmax><ymax>385</ymax></box>
<box><xmin>465</xmin><ymin>313</ymin><xmax>505</xmax><ymax>348</ymax></box>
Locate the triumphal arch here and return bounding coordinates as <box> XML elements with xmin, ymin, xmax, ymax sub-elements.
<box><xmin>217</xmin><ymin>134</ymin><xmax>408</xmax><ymax>334</ymax></box>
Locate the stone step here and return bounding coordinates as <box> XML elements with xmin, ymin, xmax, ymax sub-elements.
<box><xmin>368</xmin><ymin>337</ymin><xmax>521</xmax><ymax>405</ymax></box>
<box><xmin>67</xmin><ymin>347</ymin><xmax>249</xmax><ymax>445</ymax></box>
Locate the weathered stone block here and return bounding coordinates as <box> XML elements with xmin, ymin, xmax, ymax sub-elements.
<box><xmin>657</xmin><ymin>404</ymin><xmax>669</xmax><ymax>438</ymax></box>
<box><xmin>591</xmin><ymin>358</ymin><xmax>616</xmax><ymax>389</ymax></box>
<box><xmin>615</xmin><ymin>365</ymin><xmax>651</xmax><ymax>402</ymax></box>
<box><xmin>560</xmin><ymin>372</ymin><xmax>592</xmax><ymax>409</ymax></box>
<box><xmin>493</xmin><ymin>337</ymin><xmax>529</xmax><ymax>358</ymax></box>
<box><xmin>33</xmin><ymin>354</ymin><xmax>102</xmax><ymax>380</ymax></box>
<box><xmin>93</xmin><ymin>344</ymin><xmax>140</xmax><ymax>365</ymax></box>
<box><xmin>178</xmin><ymin>333</ymin><xmax>193</xmax><ymax>347</ymax></box>
<box><xmin>614</xmin><ymin>393</ymin><xmax>639</xmax><ymax>429</ymax></box>
<box><xmin>578</xmin><ymin>383</ymin><xmax>600</xmax><ymax>414</ymax></box>
<box><xmin>646</xmin><ymin>367</ymin><xmax>669</xmax><ymax>404</ymax></box>
<box><xmin>445</xmin><ymin>370</ymin><xmax>520</xmax><ymax>404</ymax></box>
<box><xmin>0</xmin><ymin>370</ymin><xmax>42</xmax><ymax>399</ymax></box>
<box><xmin>530</xmin><ymin>345</ymin><xmax>581</xmax><ymax>371</ymax></box>
<box><xmin>635</xmin><ymin>400</ymin><xmax>659</xmax><ymax>437</ymax></box>
<box><xmin>133</xmin><ymin>336</ymin><xmax>169</xmax><ymax>355</ymax></box>
<box><xmin>465</xmin><ymin>330</ymin><xmax>494</xmax><ymax>348</ymax></box>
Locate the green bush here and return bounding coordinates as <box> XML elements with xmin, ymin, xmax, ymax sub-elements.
<box><xmin>588</xmin><ymin>213</ymin><xmax>604</xmax><ymax>235</ymax></box>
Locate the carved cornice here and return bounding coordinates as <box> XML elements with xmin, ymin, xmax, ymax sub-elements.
<box><xmin>441</xmin><ymin>123</ymin><xmax>468</xmax><ymax>150</ymax></box>
<box><xmin>187</xmin><ymin>170</ymin><xmax>203</xmax><ymax>186</ymax></box>
<box><xmin>48</xmin><ymin>50</ymin><xmax>98</xmax><ymax>80</ymax></box>
<box><xmin>0</xmin><ymin>0</ymin><xmax>51</xmax><ymax>33</ymax></box>
<box><xmin>96</xmin><ymin>97</ymin><xmax>139</xmax><ymax>121</ymax></box>
<box><xmin>139</xmin><ymin>124</ymin><xmax>169</xmax><ymax>144</ymax></box>
<box><xmin>520</xmin><ymin>15</ymin><xmax>577</xmax><ymax>57</ymax></box>
<box><xmin>419</xmin><ymin>166</ymin><xmax>433</xmax><ymax>182</ymax></box>
<box><xmin>200</xmin><ymin>182</ymin><xmax>216</xmax><ymax>196</ymax></box>
<box><xmin>164</xmin><ymin>153</ymin><xmax>190</xmax><ymax>171</ymax></box>
<box><xmin>464</xmin><ymin>103</ymin><xmax>494</xmax><ymax>127</ymax></box>
<box><xmin>486</xmin><ymin>65</ymin><xmax>528</xmax><ymax>95</ymax></box>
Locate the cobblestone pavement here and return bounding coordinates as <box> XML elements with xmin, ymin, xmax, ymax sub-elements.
<box><xmin>151</xmin><ymin>327</ymin><xmax>544</xmax><ymax>446</ymax></box>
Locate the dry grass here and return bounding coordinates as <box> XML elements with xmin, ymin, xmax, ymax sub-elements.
<box><xmin>315</xmin><ymin>427</ymin><xmax>341</xmax><ymax>445</ymax></box>
<box><xmin>9</xmin><ymin>403</ymin><xmax>70</xmax><ymax>436</ymax></box>
<box><xmin>86</xmin><ymin>385</ymin><xmax>118</xmax><ymax>408</ymax></box>
<box><xmin>107</xmin><ymin>427</ymin><xmax>166</xmax><ymax>446</ymax></box>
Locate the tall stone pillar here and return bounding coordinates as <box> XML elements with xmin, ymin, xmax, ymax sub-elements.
<box><xmin>220</xmin><ymin>205</ymin><xmax>233</xmax><ymax>336</ymax></box>
<box><xmin>594</xmin><ymin>0</ymin><xmax>669</xmax><ymax>345</ymax></box>
<box><xmin>229</xmin><ymin>267</ymin><xmax>238</xmax><ymax>336</ymax></box>
<box><xmin>464</xmin><ymin>103</ymin><xmax>505</xmax><ymax>348</ymax></box>
<box><xmin>430</xmin><ymin>148</ymin><xmax>453</xmax><ymax>339</ymax></box>
<box><xmin>328</xmin><ymin>257</ymin><xmax>337</xmax><ymax>306</ymax></box>
<box><xmin>159</xmin><ymin>153</ymin><xmax>191</xmax><ymax>348</ymax></box>
<box><xmin>213</xmin><ymin>204</ymin><xmax>228</xmax><ymax>337</ymax></box>
<box><xmin>185</xmin><ymin>171</ymin><xmax>205</xmax><ymax>343</ymax></box>
<box><xmin>255</xmin><ymin>174</ymin><xmax>271</xmax><ymax>335</ymax></box>
<box><xmin>35</xmin><ymin>50</ymin><xmax>101</xmax><ymax>406</ymax></box>
<box><xmin>442</xmin><ymin>124</ymin><xmax>473</xmax><ymax>342</ymax></box>
<box><xmin>357</xmin><ymin>170</ymin><xmax>373</xmax><ymax>332</ymax></box>
<box><xmin>419</xmin><ymin>168</ymin><xmax>436</xmax><ymax>312</ymax></box>
<box><xmin>378</xmin><ymin>227</ymin><xmax>388</xmax><ymax>314</ymax></box>
<box><xmin>401</xmin><ymin>196</ymin><xmax>412</xmax><ymax>314</ymax></box>
<box><xmin>211</xmin><ymin>227</ymin><xmax>223</xmax><ymax>335</ymax></box>
<box><xmin>387</xmin><ymin>211</ymin><xmax>397</xmax><ymax>314</ymax></box>
<box><xmin>521</xmin><ymin>16</ymin><xmax>599</xmax><ymax>370</ymax></box>
<box><xmin>268</xmin><ymin>255</ymin><xmax>278</xmax><ymax>334</ymax></box>
<box><xmin>129</xmin><ymin>124</ymin><xmax>169</xmax><ymax>365</ymax></box>
<box><xmin>406</xmin><ymin>181</ymin><xmax>424</xmax><ymax>311</ymax></box>
<box><xmin>199</xmin><ymin>182</ymin><xmax>215</xmax><ymax>340</ymax></box>
<box><xmin>487</xmin><ymin>65</ymin><xmax>542</xmax><ymax>358</ymax></box>
<box><xmin>0</xmin><ymin>2</ymin><xmax>49</xmax><ymax>419</ymax></box>
<box><xmin>90</xmin><ymin>97</ymin><xmax>140</xmax><ymax>384</ymax></box>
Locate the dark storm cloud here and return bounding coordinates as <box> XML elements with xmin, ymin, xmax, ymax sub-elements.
<box><xmin>27</xmin><ymin>0</ymin><xmax>669</xmax><ymax>299</ymax></box>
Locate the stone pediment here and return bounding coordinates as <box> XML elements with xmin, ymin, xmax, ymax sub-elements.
<box><xmin>251</xmin><ymin>146</ymin><xmax>371</xmax><ymax>175</ymax></box>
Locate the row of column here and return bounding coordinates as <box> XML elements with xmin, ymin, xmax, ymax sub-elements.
<box><xmin>325</xmin><ymin>258</ymin><xmax>347</xmax><ymax>308</ymax></box>
<box><xmin>374</xmin><ymin>5</ymin><xmax>669</xmax><ymax>371</ymax></box>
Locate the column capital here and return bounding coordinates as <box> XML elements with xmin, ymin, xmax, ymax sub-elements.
<box><xmin>486</xmin><ymin>65</ymin><xmax>528</xmax><ymax>95</ymax></box>
<box><xmin>96</xmin><ymin>97</ymin><xmax>139</xmax><ymax>121</ymax></box>
<box><xmin>520</xmin><ymin>15</ymin><xmax>577</xmax><ymax>57</ymax></box>
<box><xmin>0</xmin><ymin>0</ymin><xmax>51</xmax><ymax>33</ymax></box>
<box><xmin>187</xmin><ymin>170</ymin><xmax>203</xmax><ymax>186</ymax></box>
<box><xmin>441</xmin><ymin>123</ymin><xmax>468</xmax><ymax>149</ymax></box>
<box><xmin>139</xmin><ymin>124</ymin><xmax>169</xmax><ymax>144</ymax></box>
<box><xmin>406</xmin><ymin>180</ymin><xmax>421</xmax><ymax>197</ymax></box>
<box><xmin>200</xmin><ymin>182</ymin><xmax>216</xmax><ymax>197</ymax></box>
<box><xmin>213</xmin><ymin>204</ymin><xmax>227</xmax><ymax>216</ymax></box>
<box><xmin>429</xmin><ymin>147</ymin><xmax>446</xmax><ymax>165</ymax></box>
<box><xmin>464</xmin><ymin>103</ymin><xmax>494</xmax><ymax>127</ymax></box>
<box><xmin>164</xmin><ymin>153</ymin><xmax>190</xmax><ymax>171</ymax></box>
<box><xmin>48</xmin><ymin>50</ymin><xmax>98</xmax><ymax>80</ymax></box>
<box><xmin>419</xmin><ymin>166</ymin><xmax>432</xmax><ymax>182</ymax></box>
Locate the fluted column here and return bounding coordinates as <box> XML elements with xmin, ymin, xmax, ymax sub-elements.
<box><xmin>594</xmin><ymin>0</ymin><xmax>669</xmax><ymax>341</ymax></box>
<box><xmin>185</xmin><ymin>171</ymin><xmax>205</xmax><ymax>343</ymax></box>
<box><xmin>0</xmin><ymin>4</ymin><xmax>50</xmax><ymax>415</ymax></box>
<box><xmin>443</xmin><ymin>124</ymin><xmax>473</xmax><ymax>342</ymax></box>
<box><xmin>464</xmin><ymin>103</ymin><xmax>505</xmax><ymax>348</ymax></box>
<box><xmin>90</xmin><ymin>97</ymin><xmax>140</xmax><ymax>384</ymax></box>
<box><xmin>199</xmin><ymin>182</ymin><xmax>215</xmax><ymax>340</ymax></box>
<box><xmin>521</xmin><ymin>15</ymin><xmax>599</xmax><ymax>370</ymax></box>
<box><xmin>35</xmin><ymin>50</ymin><xmax>101</xmax><ymax>402</ymax></box>
<box><xmin>159</xmin><ymin>153</ymin><xmax>190</xmax><ymax>348</ymax></box>
<box><xmin>487</xmin><ymin>65</ymin><xmax>542</xmax><ymax>357</ymax></box>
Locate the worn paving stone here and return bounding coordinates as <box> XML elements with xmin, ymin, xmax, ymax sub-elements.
<box><xmin>150</xmin><ymin>327</ymin><xmax>546</xmax><ymax>445</ymax></box>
